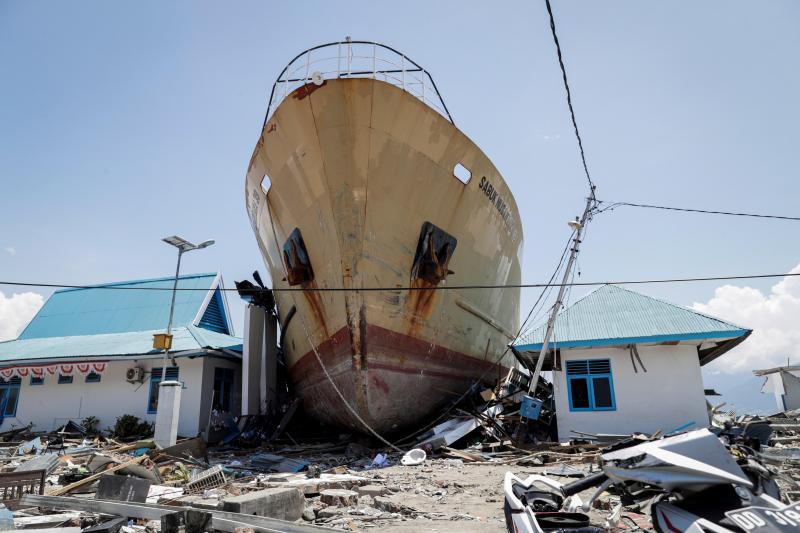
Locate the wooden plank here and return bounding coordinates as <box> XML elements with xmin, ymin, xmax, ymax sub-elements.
<box><xmin>50</xmin><ymin>456</ymin><xmax>147</xmax><ymax>496</ymax></box>
<box><xmin>270</xmin><ymin>398</ymin><xmax>301</xmax><ymax>441</ymax></box>
<box><xmin>108</xmin><ymin>440</ymin><xmax>155</xmax><ymax>454</ymax></box>
<box><xmin>148</xmin><ymin>437</ymin><xmax>206</xmax><ymax>463</ymax></box>
<box><xmin>441</xmin><ymin>447</ymin><xmax>485</xmax><ymax>462</ymax></box>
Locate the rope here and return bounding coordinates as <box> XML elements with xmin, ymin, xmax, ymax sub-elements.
<box><xmin>262</xmin><ymin>194</ymin><xmax>403</xmax><ymax>453</ymax></box>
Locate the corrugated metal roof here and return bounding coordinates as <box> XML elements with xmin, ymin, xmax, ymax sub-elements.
<box><xmin>0</xmin><ymin>325</ymin><xmax>242</xmax><ymax>363</ymax></box>
<box><xmin>19</xmin><ymin>273</ymin><xmax>219</xmax><ymax>340</ymax></box>
<box><xmin>515</xmin><ymin>284</ymin><xmax>749</xmax><ymax>350</ymax></box>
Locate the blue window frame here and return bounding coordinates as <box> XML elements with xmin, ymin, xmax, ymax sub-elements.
<box><xmin>566</xmin><ymin>359</ymin><xmax>616</xmax><ymax>412</ymax></box>
<box><xmin>85</xmin><ymin>372</ymin><xmax>101</xmax><ymax>383</ymax></box>
<box><xmin>58</xmin><ymin>374</ymin><xmax>73</xmax><ymax>384</ymax></box>
<box><xmin>0</xmin><ymin>378</ymin><xmax>21</xmax><ymax>417</ymax></box>
<box><xmin>148</xmin><ymin>367</ymin><xmax>179</xmax><ymax>414</ymax></box>
<box><xmin>30</xmin><ymin>376</ymin><xmax>44</xmax><ymax>386</ymax></box>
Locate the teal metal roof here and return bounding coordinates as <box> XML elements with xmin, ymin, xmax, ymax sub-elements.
<box><xmin>515</xmin><ymin>285</ymin><xmax>750</xmax><ymax>351</ymax></box>
<box><xmin>0</xmin><ymin>325</ymin><xmax>242</xmax><ymax>363</ymax></box>
<box><xmin>19</xmin><ymin>273</ymin><xmax>224</xmax><ymax>340</ymax></box>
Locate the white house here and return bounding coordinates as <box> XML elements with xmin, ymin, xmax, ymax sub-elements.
<box><xmin>0</xmin><ymin>273</ymin><xmax>243</xmax><ymax>437</ymax></box>
<box><xmin>514</xmin><ymin>285</ymin><xmax>751</xmax><ymax>442</ymax></box>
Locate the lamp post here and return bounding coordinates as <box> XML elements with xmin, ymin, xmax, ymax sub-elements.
<box><xmin>154</xmin><ymin>235</ymin><xmax>214</xmax><ymax>446</ymax></box>
<box><xmin>159</xmin><ymin>236</ymin><xmax>215</xmax><ymax>380</ymax></box>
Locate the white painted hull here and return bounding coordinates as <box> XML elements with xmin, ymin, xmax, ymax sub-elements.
<box><xmin>245</xmin><ymin>77</ymin><xmax>523</xmax><ymax>432</ymax></box>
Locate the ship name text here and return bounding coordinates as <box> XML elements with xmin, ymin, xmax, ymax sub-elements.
<box><xmin>478</xmin><ymin>176</ymin><xmax>518</xmax><ymax>242</ymax></box>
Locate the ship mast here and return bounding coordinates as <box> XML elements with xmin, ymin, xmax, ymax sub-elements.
<box><xmin>528</xmin><ymin>188</ymin><xmax>595</xmax><ymax>394</ymax></box>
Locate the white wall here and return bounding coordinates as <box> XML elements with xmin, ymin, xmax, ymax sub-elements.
<box><xmin>782</xmin><ymin>371</ymin><xmax>800</xmax><ymax>411</ymax></box>
<box><xmin>553</xmin><ymin>344</ymin><xmax>710</xmax><ymax>442</ymax></box>
<box><xmin>2</xmin><ymin>357</ymin><xmax>238</xmax><ymax>437</ymax></box>
<box><xmin>198</xmin><ymin>356</ymin><xmax>243</xmax><ymax>429</ymax></box>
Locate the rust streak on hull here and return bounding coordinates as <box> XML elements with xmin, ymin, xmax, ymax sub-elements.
<box><xmin>245</xmin><ymin>76</ymin><xmax>523</xmax><ymax>432</ymax></box>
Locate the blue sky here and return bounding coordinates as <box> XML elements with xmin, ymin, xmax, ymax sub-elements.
<box><xmin>1</xmin><ymin>1</ymin><xmax>798</xmax><ymax>410</ymax></box>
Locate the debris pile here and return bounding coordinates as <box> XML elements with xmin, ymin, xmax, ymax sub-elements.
<box><xmin>504</xmin><ymin>427</ymin><xmax>796</xmax><ymax>532</ymax></box>
<box><xmin>713</xmin><ymin>407</ymin><xmax>800</xmax><ymax>503</ymax></box>
<box><xmin>3</xmin><ymin>392</ymin><xmax>800</xmax><ymax>532</ymax></box>
<box><xmin>0</xmin><ymin>402</ymin><xmax>603</xmax><ymax>533</ymax></box>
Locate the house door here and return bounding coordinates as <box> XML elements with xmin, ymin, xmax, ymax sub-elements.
<box><xmin>212</xmin><ymin>368</ymin><xmax>234</xmax><ymax>413</ymax></box>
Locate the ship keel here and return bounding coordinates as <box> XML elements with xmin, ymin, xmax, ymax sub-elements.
<box><xmin>290</xmin><ymin>323</ymin><xmax>501</xmax><ymax>434</ymax></box>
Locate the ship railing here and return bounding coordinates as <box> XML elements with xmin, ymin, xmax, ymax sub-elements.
<box><xmin>263</xmin><ymin>39</ymin><xmax>455</xmax><ymax>127</ymax></box>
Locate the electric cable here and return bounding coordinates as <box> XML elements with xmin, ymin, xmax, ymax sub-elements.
<box><xmin>544</xmin><ymin>0</ymin><xmax>596</xmax><ymax>197</ymax></box>
<box><xmin>5</xmin><ymin>271</ymin><xmax>800</xmax><ymax>293</ymax></box>
<box><xmin>516</xmin><ymin>229</ymin><xmax>575</xmax><ymax>340</ymax></box>
<box><xmin>597</xmin><ymin>200</ymin><xmax>800</xmax><ymax>221</ymax></box>
<box><xmin>393</xmin><ymin>228</ymin><xmax>579</xmax><ymax>445</ymax></box>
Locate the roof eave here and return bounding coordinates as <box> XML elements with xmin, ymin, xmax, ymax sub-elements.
<box><xmin>514</xmin><ymin>329</ymin><xmax>751</xmax><ymax>353</ymax></box>
<box><xmin>754</xmin><ymin>364</ymin><xmax>800</xmax><ymax>377</ymax></box>
<box><xmin>698</xmin><ymin>329</ymin><xmax>752</xmax><ymax>366</ymax></box>
<box><xmin>0</xmin><ymin>347</ymin><xmax>237</xmax><ymax>369</ymax></box>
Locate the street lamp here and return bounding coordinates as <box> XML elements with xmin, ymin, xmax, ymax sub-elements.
<box><xmin>153</xmin><ymin>235</ymin><xmax>214</xmax><ymax>447</ymax></box>
<box><xmin>158</xmin><ymin>236</ymin><xmax>215</xmax><ymax>381</ymax></box>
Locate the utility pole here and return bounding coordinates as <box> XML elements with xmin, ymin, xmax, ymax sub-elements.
<box><xmin>528</xmin><ymin>189</ymin><xmax>595</xmax><ymax>394</ymax></box>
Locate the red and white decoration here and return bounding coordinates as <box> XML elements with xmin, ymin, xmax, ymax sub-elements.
<box><xmin>0</xmin><ymin>362</ymin><xmax>108</xmax><ymax>380</ymax></box>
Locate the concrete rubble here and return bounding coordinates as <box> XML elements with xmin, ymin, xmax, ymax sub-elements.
<box><xmin>0</xmin><ymin>382</ymin><xmax>798</xmax><ymax>533</ymax></box>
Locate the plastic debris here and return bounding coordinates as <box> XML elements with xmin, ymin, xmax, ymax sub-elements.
<box><xmin>370</xmin><ymin>453</ymin><xmax>389</xmax><ymax>468</ymax></box>
<box><xmin>401</xmin><ymin>448</ymin><xmax>426</xmax><ymax>466</ymax></box>
<box><xmin>17</xmin><ymin>437</ymin><xmax>43</xmax><ymax>456</ymax></box>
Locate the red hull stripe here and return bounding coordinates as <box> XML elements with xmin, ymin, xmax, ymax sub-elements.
<box><xmin>290</xmin><ymin>323</ymin><xmax>503</xmax><ymax>390</ymax></box>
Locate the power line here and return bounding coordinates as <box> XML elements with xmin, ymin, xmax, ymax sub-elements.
<box><xmin>599</xmin><ymin>200</ymin><xmax>800</xmax><ymax>221</ymax></box>
<box><xmin>3</xmin><ymin>271</ymin><xmax>800</xmax><ymax>293</ymax></box>
<box><xmin>394</xmin><ymin>229</ymin><xmax>578</xmax><ymax>445</ymax></box>
<box><xmin>516</xmin><ymin>229</ymin><xmax>575</xmax><ymax>339</ymax></box>
<box><xmin>544</xmin><ymin>0</ymin><xmax>596</xmax><ymax>196</ymax></box>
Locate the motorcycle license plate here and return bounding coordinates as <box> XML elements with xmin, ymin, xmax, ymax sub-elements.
<box><xmin>726</xmin><ymin>503</ymin><xmax>800</xmax><ymax>532</ymax></box>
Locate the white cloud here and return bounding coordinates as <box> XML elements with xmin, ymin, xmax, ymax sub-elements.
<box><xmin>0</xmin><ymin>291</ymin><xmax>44</xmax><ymax>341</ymax></box>
<box><xmin>692</xmin><ymin>263</ymin><xmax>800</xmax><ymax>373</ymax></box>
<box><xmin>4</xmin><ymin>247</ymin><xmax>15</xmax><ymax>256</ymax></box>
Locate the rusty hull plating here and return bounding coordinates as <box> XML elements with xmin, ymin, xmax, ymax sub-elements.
<box><xmin>246</xmin><ymin>76</ymin><xmax>523</xmax><ymax>433</ymax></box>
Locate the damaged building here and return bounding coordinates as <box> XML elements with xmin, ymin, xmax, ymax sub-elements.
<box><xmin>754</xmin><ymin>364</ymin><xmax>800</xmax><ymax>412</ymax></box>
<box><xmin>513</xmin><ymin>284</ymin><xmax>751</xmax><ymax>441</ymax></box>
<box><xmin>0</xmin><ymin>273</ymin><xmax>243</xmax><ymax>436</ymax></box>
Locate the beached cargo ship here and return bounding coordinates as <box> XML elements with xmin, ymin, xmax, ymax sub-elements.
<box><xmin>245</xmin><ymin>41</ymin><xmax>523</xmax><ymax>432</ymax></box>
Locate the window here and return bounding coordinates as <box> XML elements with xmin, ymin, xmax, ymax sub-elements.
<box><xmin>30</xmin><ymin>376</ymin><xmax>44</xmax><ymax>386</ymax></box>
<box><xmin>0</xmin><ymin>378</ymin><xmax>21</xmax><ymax>417</ymax></box>
<box><xmin>566</xmin><ymin>359</ymin><xmax>616</xmax><ymax>412</ymax></box>
<box><xmin>148</xmin><ymin>367</ymin><xmax>179</xmax><ymax>414</ymax></box>
<box><xmin>212</xmin><ymin>368</ymin><xmax>235</xmax><ymax>412</ymax></box>
<box><xmin>85</xmin><ymin>372</ymin><xmax>101</xmax><ymax>383</ymax></box>
<box><xmin>58</xmin><ymin>374</ymin><xmax>73</xmax><ymax>384</ymax></box>
<box><xmin>453</xmin><ymin>163</ymin><xmax>472</xmax><ymax>184</ymax></box>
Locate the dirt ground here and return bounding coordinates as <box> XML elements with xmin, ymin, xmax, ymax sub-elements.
<box><xmin>368</xmin><ymin>461</ymin><xmax>513</xmax><ymax>532</ymax></box>
<box><xmin>307</xmin><ymin>458</ymin><xmax>614</xmax><ymax>532</ymax></box>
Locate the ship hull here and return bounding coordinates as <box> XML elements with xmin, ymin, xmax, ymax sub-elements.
<box><xmin>246</xmin><ymin>77</ymin><xmax>523</xmax><ymax>433</ymax></box>
<box><xmin>291</xmin><ymin>323</ymin><xmax>503</xmax><ymax>431</ymax></box>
